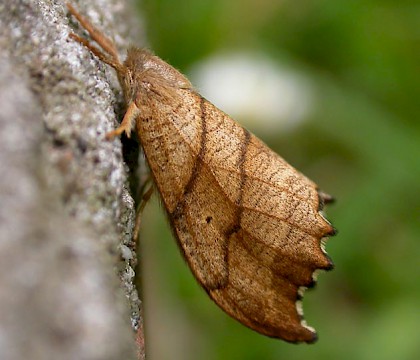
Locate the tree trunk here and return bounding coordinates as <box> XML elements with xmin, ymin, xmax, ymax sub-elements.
<box><xmin>0</xmin><ymin>1</ymin><xmax>145</xmax><ymax>359</ymax></box>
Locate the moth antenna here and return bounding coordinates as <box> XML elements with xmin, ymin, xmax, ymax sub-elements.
<box><xmin>68</xmin><ymin>33</ymin><xmax>124</xmax><ymax>72</ymax></box>
<box><xmin>66</xmin><ymin>3</ymin><xmax>124</xmax><ymax>72</ymax></box>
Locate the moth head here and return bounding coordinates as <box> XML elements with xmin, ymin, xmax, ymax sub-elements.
<box><xmin>124</xmin><ymin>47</ymin><xmax>192</xmax><ymax>92</ymax></box>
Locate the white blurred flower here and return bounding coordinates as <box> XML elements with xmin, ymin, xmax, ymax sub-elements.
<box><xmin>188</xmin><ymin>51</ymin><xmax>314</xmax><ymax>134</ymax></box>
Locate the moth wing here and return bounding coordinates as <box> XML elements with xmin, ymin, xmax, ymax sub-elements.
<box><xmin>201</xmin><ymin>101</ymin><xmax>334</xmax><ymax>342</ymax></box>
<box><xmin>137</xmin><ymin>90</ymin><xmax>233</xmax><ymax>289</ymax></box>
<box><xmin>138</xmin><ymin>90</ymin><xmax>334</xmax><ymax>343</ymax></box>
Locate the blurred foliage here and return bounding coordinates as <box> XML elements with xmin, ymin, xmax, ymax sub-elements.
<box><xmin>136</xmin><ymin>0</ymin><xmax>419</xmax><ymax>359</ymax></box>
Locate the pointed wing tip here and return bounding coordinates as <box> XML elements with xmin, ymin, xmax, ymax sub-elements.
<box><xmin>302</xmin><ymin>330</ymin><xmax>319</xmax><ymax>344</ymax></box>
<box><xmin>297</xmin><ymin>326</ymin><xmax>318</xmax><ymax>344</ymax></box>
<box><xmin>275</xmin><ymin>322</ymin><xmax>318</xmax><ymax>344</ymax></box>
<box><xmin>252</xmin><ymin>320</ymin><xmax>318</xmax><ymax>344</ymax></box>
<box><xmin>318</xmin><ymin>191</ymin><xmax>335</xmax><ymax>208</ymax></box>
<box><xmin>323</xmin><ymin>253</ymin><xmax>335</xmax><ymax>271</ymax></box>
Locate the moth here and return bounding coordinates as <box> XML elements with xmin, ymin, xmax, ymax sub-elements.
<box><xmin>67</xmin><ymin>3</ymin><xmax>336</xmax><ymax>343</ymax></box>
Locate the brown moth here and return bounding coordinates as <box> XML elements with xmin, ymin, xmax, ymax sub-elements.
<box><xmin>67</xmin><ymin>3</ymin><xmax>336</xmax><ymax>343</ymax></box>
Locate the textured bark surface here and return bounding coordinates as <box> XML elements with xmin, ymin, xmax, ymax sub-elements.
<box><xmin>0</xmin><ymin>1</ymin><xmax>144</xmax><ymax>359</ymax></box>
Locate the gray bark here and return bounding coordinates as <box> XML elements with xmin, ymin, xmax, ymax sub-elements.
<box><xmin>0</xmin><ymin>1</ymin><xmax>145</xmax><ymax>359</ymax></box>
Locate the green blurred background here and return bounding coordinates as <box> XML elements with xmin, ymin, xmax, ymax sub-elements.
<box><xmin>135</xmin><ymin>0</ymin><xmax>420</xmax><ymax>359</ymax></box>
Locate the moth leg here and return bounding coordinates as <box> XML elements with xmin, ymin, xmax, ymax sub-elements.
<box><xmin>133</xmin><ymin>182</ymin><xmax>154</xmax><ymax>242</ymax></box>
<box><xmin>106</xmin><ymin>101</ymin><xmax>140</xmax><ymax>139</ymax></box>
